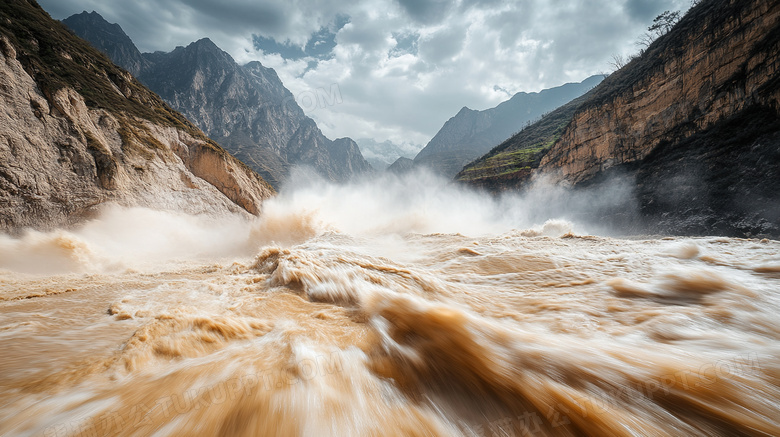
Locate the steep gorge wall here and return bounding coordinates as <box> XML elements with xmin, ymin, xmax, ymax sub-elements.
<box><xmin>539</xmin><ymin>0</ymin><xmax>780</xmax><ymax>182</ymax></box>
<box><xmin>0</xmin><ymin>18</ymin><xmax>273</xmax><ymax>231</ymax></box>
<box><xmin>523</xmin><ymin>0</ymin><xmax>780</xmax><ymax>236</ymax></box>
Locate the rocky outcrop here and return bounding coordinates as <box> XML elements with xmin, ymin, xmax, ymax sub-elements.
<box><xmin>65</xmin><ymin>14</ymin><xmax>373</xmax><ymax>188</ymax></box>
<box><xmin>461</xmin><ymin>0</ymin><xmax>780</xmax><ymax>237</ymax></box>
<box><xmin>0</xmin><ymin>1</ymin><xmax>274</xmax><ymax>231</ymax></box>
<box><xmin>539</xmin><ymin>0</ymin><xmax>780</xmax><ymax>185</ymax></box>
<box><xmin>328</xmin><ymin>137</ymin><xmax>373</xmax><ymax>178</ymax></box>
<box><xmin>414</xmin><ymin>76</ymin><xmax>603</xmax><ymax>178</ymax></box>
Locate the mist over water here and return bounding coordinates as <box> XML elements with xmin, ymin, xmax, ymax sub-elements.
<box><xmin>271</xmin><ymin>167</ymin><xmax>636</xmax><ymax>238</ymax></box>
<box><xmin>1</xmin><ymin>169</ymin><xmax>779</xmax><ymax>436</ymax></box>
<box><xmin>1</xmin><ymin>169</ymin><xmax>628</xmax><ymax>274</ymax></box>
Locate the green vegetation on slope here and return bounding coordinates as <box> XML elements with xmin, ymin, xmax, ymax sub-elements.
<box><xmin>462</xmin><ymin>145</ymin><xmax>549</xmax><ymax>177</ymax></box>
<box><xmin>456</xmin><ymin>91</ymin><xmax>593</xmax><ymax>184</ymax></box>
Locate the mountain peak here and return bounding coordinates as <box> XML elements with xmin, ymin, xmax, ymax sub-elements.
<box><xmin>63</xmin><ymin>10</ymin><xmax>147</xmax><ymax>76</ymax></box>
<box><xmin>244</xmin><ymin>60</ymin><xmax>268</xmax><ymax>70</ymax></box>
<box><xmin>456</xmin><ymin>106</ymin><xmax>473</xmax><ymax>115</ymax></box>
<box><xmin>508</xmin><ymin>91</ymin><xmax>529</xmax><ymax>101</ymax></box>
<box><xmin>191</xmin><ymin>37</ymin><xmax>217</xmax><ymax>49</ymax></box>
<box><xmin>181</xmin><ymin>37</ymin><xmax>234</xmax><ymax>63</ymax></box>
<box><xmin>65</xmin><ymin>10</ymin><xmax>121</xmax><ymax>33</ymax></box>
<box><xmin>65</xmin><ymin>10</ymin><xmax>109</xmax><ymax>28</ymax></box>
<box><xmin>66</xmin><ymin>12</ymin><xmax>372</xmax><ymax>188</ymax></box>
<box><xmin>69</xmin><ymin>10</ymin><xmax>105</xmax><ymax>20</ymax></box>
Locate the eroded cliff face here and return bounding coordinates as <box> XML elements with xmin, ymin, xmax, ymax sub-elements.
<box><xmin>539</xmin><ymin>0</ymin><xmax>779</xmax><ymax>182</ymax></box>
<box><xmin>518</xmin><ymin>0</ymin><xmax>780</xmax><ymax>236</ymax></box>
<box><xmin>0</xmin><ymin>18</ymin><xmax>273</xmax><ymax>232</ymax></box>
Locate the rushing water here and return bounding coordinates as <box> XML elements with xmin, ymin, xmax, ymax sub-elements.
<box><xmin>1</xmin><ymin>171</ymin><xmax>779</xmax><ymax>437</ymax></box>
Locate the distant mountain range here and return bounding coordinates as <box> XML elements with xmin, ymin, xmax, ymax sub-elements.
<box><xmin>355</xmin><ymin>138</ymin><xmax>421</xmax><ymax>171</ymax></box>
<box><xmin>409</xmin><ymin>75</ymin><xmax>603</xmax><ymax>178</ymax></box>
<box><xmin>63</xmin><ymin>11</ymin><xmax>372</xmax><ymax>188</ymax></box>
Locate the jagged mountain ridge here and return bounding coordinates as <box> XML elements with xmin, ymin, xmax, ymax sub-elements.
<box><xmin>63</xmin><ymin>12</ymin><xmax>372</xmax><ymax>188</ymax></box>
<box><xmin>459</xmin><ymin>0</ymin><xmax>780</xmax><ymax>237</ymax></box>
<box><xmin>0</xmin><ymin>0</ymin><xmax>274</xmax><ymax>231</ymax></box>
<box><xmin>413</xmin><ymin>75</ymin><xmax>603</xmax><ymax>178</ymax></box>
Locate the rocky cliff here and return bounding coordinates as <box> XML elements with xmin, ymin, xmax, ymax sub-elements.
<box><xmin>539</xmin><ymin>0</ymin><xmax>779</xmax><ymax>184</ymax></box>
<box><xmin>0</xmin><ymin>0</ymin><xmax>274</xmax><ymax>231</ymax></box>
<box><xmin>414</xmin><ymin>76</ymin><xmax>603</xmax><ymax>178</ymax></box>
<box><xmin>461</xmin><ymin>0</ymin><xmax>780</xmax><ymax>237</ymax></box>
<box><xmin>64</xmin><ymin>12</ymin><xmax>373</xmax><ymax>188</ymax></box>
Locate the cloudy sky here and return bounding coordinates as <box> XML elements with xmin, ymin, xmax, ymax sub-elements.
<box><xmin>38</xmin><ymin>0</ymin><xmax>689</xmax><ymax>148</ymax></box>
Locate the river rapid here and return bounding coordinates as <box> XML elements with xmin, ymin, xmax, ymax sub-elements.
<box><xmin>1</xmin><ymin>172</ymin><xmax>778</xmax><ymax>436</ymax></box>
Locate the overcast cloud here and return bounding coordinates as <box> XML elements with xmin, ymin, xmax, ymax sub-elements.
<box><xmin>38</xmin><ymin>0</ymin><xmax>689</xmax><ymax>147</ymax></box>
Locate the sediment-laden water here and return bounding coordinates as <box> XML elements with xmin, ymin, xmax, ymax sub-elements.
<box><xmin>1</xmin><ymin>173</ymin><xmax>778</xmax><ymax>436</ymax></box>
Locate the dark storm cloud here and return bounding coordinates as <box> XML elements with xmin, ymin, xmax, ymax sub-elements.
<box><xmin>395</xmin><ymin>0</ymin><xmax>455</xmax><ymax>24</ymax></box>
<box><xmin>37</xmin><ymin>0</ymin><xmax>310</xmax><ymax>53</ymax></box>
<box><xmin>253</xmin><ymin>14</ymin><xmax>350</xmax><ymax>60</ymax></box>
<box><xmin>304</xmin><ymin>15</ymin><xmax>350</xmax><ymax>57</ymax></box>
<box><xmin>175</xmin><ymin>0</ymin><xmax>286</xmax><ymax>30</ymax></box>
<box><xmin>418</xmin><ymin>25</ymin><xmax>467</xmax><ymax>63</ymax></box>
<box><xmin>483</xmin><ymin>4</ymin><xmax>533</xmax><ymax>50</ymax></box>
<box><xmin>35</xmin><ymin>1</ymin><xmax>74</xmax><ymax>20</ymax></box>
<box><xmin>252</xmin><ymin>35</ymin><xmax>307</xmax><ymax>60</ymax></box>
<box><xmin>625</xmin><ymin>0</ymin><xmax>673</xmax><ymax>22</ymax></box>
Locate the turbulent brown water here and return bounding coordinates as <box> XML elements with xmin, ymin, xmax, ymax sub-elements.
<box><xmin>1</xmin><ymin>172</ymin><xmax>779</xmax><ymax>436</ymax></box>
